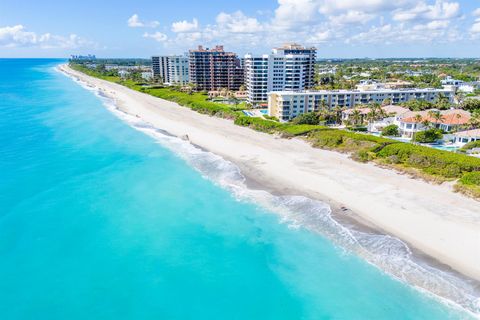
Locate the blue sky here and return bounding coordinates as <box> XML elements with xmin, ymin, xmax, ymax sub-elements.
<box><xmin>1</xmin><ymin>0</ymin><xmax>480</xmax><ymax>58</ymax></box>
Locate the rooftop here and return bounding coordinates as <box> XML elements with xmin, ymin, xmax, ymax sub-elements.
<box><xmin>269</xmin><ymin>87</ymin><xmax>454</xmax><ymax>95</ymax></box>
<box><xmin>454</xmin><ymin>129</ymin><xmax>480</xmax><ymax>137</ymax></box>
<box><xmin>401</xmin><ymin>109</ymin><xmax>471</xmax><ymax>125</ymax></box>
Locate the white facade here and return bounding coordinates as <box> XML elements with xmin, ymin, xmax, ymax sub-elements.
<box><xmin>453</xmin><ymin>129</ymin><xmax>480</xmax><ymax>146</ymax></box>
<box><xmin>151</xmin><ymin>55</ymin><xmax>189</xmax><ymax>84</ymax></box>
<box><xmin>244</xmin><ymin>44</ymin><xmax>316</xmax><ymax>105</ymax></box>
<box><xmin>268</xmin><ymin>88</ymin><xmax>454</xmax><ymax>122</ymax></box>
<box><xmin>167</xmin><ymin>56</ymin><xmax>189</xmax><ymax>85</ymax></box>
<box><xmin>441</xmin><ymin>76</ymin><xmax>464</xmax><ymax>86</ymax></box>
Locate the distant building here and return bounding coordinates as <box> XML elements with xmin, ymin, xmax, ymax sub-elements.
<box><xmin>151</xmin><ymin>55</ymin><xmax>189</xmax><ymax>85</ymax></box>
<box><xmin>244</xmin><ymin>43</ymin><xmax>317</xmax><ymax>104</ymax></box>
<box><xmin>268</xmin><ymin>88</ymin><xmax>454</xmax><ymax>122</ymax></box>
<box><xmin>151</xmin><ymin>56</ymin><xmax>169</xmax><ymax>82</ymax></box>
<box><xmin>188</xmin><ymin>45</ymin><xmax>244</xmax><ymax>91</ymax></box>
<box><xmin>70</xmin><ymin>54</ymin><xmax>96</xmax><ymax>61</ymax></box>
<box><xmin>441</xmin><ymin>76</ymin><xmax>464</xmax><ymax>87</ymax></box>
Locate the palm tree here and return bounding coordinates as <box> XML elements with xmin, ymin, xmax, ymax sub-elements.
<box><xmin>468</xmin><ymin>110</ymin><xmax>480</xmax><ymax>129</ymax></box>
<box><xmin>317</xmin><ymin>100</ymin><xmax>329</xmax><ymax>122</ymax></box>
<box><xmin>351</xmin><ymin>109</ymin><xmax>363</xmax><ymax>126</ymax></box>
<box><xmin>452</xmin><ymin>113</ymin><xmax>462</xmax><ymax>132</ymax></box>
<box><xmin>333</xmin><ymin>105</ymin><xmax>344</xmax><ymax>125</ymax></box>
<box><xmin>428</xmin><ymin>110</ymin><xmax>444</xmax><ymax>129</ymax></box>
<box><xmin>412</xmin><ymin>114</ymin><xmax>423</xmax><ymax>142</ymax></box>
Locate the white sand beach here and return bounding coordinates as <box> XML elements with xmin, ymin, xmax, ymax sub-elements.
<box><xmin>60</xmin><ymin>65</ymin><xmax>480</xmax><ymax>284</ymax></box>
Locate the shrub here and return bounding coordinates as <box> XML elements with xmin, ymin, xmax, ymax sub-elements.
<box><xmin>461</xmin><ymin>140</ymin><xmax>480</xmax><ymax>151</ymax></box>
<box><xmin>381</xmin><ymin>124</ymin><xmax>400</xmax><ymax>137</ymax></box>
<box><xmin>377</xmin><ymin>143</ymin><xmax>480</xmax><ymax>178</ymax></box>
<box><xmin>309</xmin><ymin>129</ymin><xmax>397</xmax><ymax>151</ymax></box>
<box><xmin>347</xmin><ymin>126</ymin><xmax>368</xmax><ymax>132</ymax></box>
<box><xmin>459</xmin><ymin>172</ymin><xmax>480</xmax><ymax>186</ymax></box>
<box><xmin>456</xmin><ymin>172</ymin><xmax>480</xmax><ymax>199</ymax></box>
<box><xmin>413</xmin><ymin>129</ymin><xmax>443</xmax><ymax>143</ymax></box>
<box><xmin>279</xmin><ymin>125</ymin><xmax>326</xmax><ymax>137</ymax></box>
<box><xmin>292</xmin><ymin>112</ymin><xmax>320</xmax><ymax>125</ymax></box>
<box><xmin>234</xmin><ymin>116</ymin><xmax>283</xmax><ymax>133</ymax></box>
<box><xmin>263</xmin><ymin>115</ymin><xmax>279</xmax><ymax>121</ymax></box>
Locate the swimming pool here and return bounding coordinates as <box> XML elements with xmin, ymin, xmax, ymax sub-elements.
<box><xmin>428</xmin><ymin>144</ymin><xmax>460</xmax><ymax>152</ymax></box>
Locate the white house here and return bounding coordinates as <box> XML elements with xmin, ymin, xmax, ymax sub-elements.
<box><xmin>398</xmin><ymin>109</ymin><xmax>471</xmax><ymax>139</ymax></box>
<box><xmin>453</xmin><ymin>129</ymin><xmax>480</xmax><ymax>146</ymax></box>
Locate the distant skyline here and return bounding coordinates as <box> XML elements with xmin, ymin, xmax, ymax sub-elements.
<box><xmin>1</xmin><ymin>0</ymin><xmax>480</xmax><ymax>58</ymax></box>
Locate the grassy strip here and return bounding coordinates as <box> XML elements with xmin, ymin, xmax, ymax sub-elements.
<box><xmin>454</xmin><ymin>172</ymin><xmax>480</xmax><ymax>198</ymax></box>
<box><xmin>308</xmin><ymin>130</ymin><xmax>480</xmax><ymax>188</ymax></box>
<box><xmin>377</xmin><ymin>143</ymin><xmax>480</xmax><ymax>178</ymax></box>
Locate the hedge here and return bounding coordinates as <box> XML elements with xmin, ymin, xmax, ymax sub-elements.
<box><xmin>377</xmin><ymin>143</ymin><xmax>480</xmax><ymax>178</ymax></box>
<box><xmin>459</xmin><ymin>171</ymin><xmax>480</xmax><ymax>186</ymax></box>
<box><xmin>279</xmin><ymin>124</ymin><xmax>327</xmax><ymax>137</ymax></box>
<box><xmin>234</xmin><ymin>116</ymin><xmax>284</xmax><ymax>133</ymax></box>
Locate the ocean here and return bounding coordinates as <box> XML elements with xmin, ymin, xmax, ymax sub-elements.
<box><xmin>0</xmin><ymin>59</ymin><xmax>476</xmax><ymax>319</ymax></box>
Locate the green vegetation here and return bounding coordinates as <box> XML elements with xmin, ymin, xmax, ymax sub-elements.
<box><xmin>346</xmin><ymin>126</ymin><xmax>368</xmax><ymax>132</ymax></box>
<box><xmin>413</xmin><ymin>129</ymin><xmax>443</xmax><ymax>143</ymax></box>
<box><xmin>381</xmin><ymin>124</ymin><xmax>400</xmax><ymax>136</ymax></box>
<box><xmin>461</xmin><ymin>140</ymin><xmax>480</xmax><ymax>151</ymax></box>
<box><xmin>401</xmin><ymin>100</ymin><xmax>434</xmax><ymax>111</ymax></box>
<box><xmin>455</xmin><ymin>172</ymin><xmax>480</xmax><ymax>198</ymax></box>
<box><xmin>460</xmin><ymin>171</ymin><xmax>480</xmax><ymax>185</ymax></box>
<box><xmin>234</xmin><ymin>116</ymin><xmax>284</xmax><ymax>133</ymax></box>
<box><xmin>292</xmin><ymin>112</ymin><xmax>320</xmax><ymax>125</ymax></box>
<box><xmin>279</xmin><ymin>125</ymin><xmax>327</xmax><ymax>137</ymax></box>
<box><xmin>308</xmin><ymin>129</ymin><xmax>397</xmax><ymax>162</ymax></box>
<box><xmin>377</xmin><ymin>143</ymin><xmax>480</xmax><ymax>178</ymax></box>
<box><xmin>461</xmin><ymin>99</ymin><xmax>480</xmax><ymax>113</ymax></box>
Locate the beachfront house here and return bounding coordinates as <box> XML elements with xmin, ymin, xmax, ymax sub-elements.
<box><xmin>398</xmin><ymin>109</ymin><xmax>471</xmax><ymax>139</ymax></box>
<box><xmin>453</xmin><ymin>129</ymin><xmax>480</xmax><ymax>146</ymax></box>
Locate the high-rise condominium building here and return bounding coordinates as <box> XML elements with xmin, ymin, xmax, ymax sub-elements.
<box><xmin>151</xmin><ymin>55</ymin><xmax>189</xmax><ymax>85</ymax></box>
<box><xmin>244</xmin><ymin>43</ymin><xmax>317</xmax><ymax>104</ymax></box>
<box><xmin>188</xmin><ymin>45</ymin><xmax>244</xmax><ymax>91</ymax></box>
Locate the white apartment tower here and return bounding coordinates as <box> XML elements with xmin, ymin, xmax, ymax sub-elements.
<box><xmin>151</xmin><ymin>55</ymin><xmax>189</xmax><ymax>85</ymax></box>
<box><xmin>244</xmin><ymin>43</ymin><xmax>317</xmax><ymax>105</ymax></box>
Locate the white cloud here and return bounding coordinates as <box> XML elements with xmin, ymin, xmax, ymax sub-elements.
<box><xmin>127</xmin><ymin>14</ymin><xmax>159</xmax><ymax>28</ymax></box>
<box><xmin>318</xmin><ymin>0</ymin><xmax>413</xmax><ymax>14</ymax></box>
<box><xmin>0</xmin><ymin>25</ymin><xmax>95</xmax><ymax>49</ymax></box>
<box><xmin>470</xmin><ymin>8</ymin><xmax>480</xmax><ymax>35</ymax></box>
<box><xmin>143</xmin><ymin>31</ymin><xmax>168</xmax><ymax>42</ymax></box>
<box><xmin>171</xmin><ymin>18</ymin><xmax>199</xmax><ymax>33</ymax></box>
<box><xmin>138</xmin><ymin>0</ymin><xmax>471</xmax><ymax>53</ymax></box>
<box><xmin>348</xmin><ymin>21</ymin><xmax>459</xmax><ymax>44</ymax></box>
<box><xmin>273</xmin><ymin>0</ymin><xmax>320</xmax><ymax>28</ymax></box>
<box><xmin>216</xmin><ymin>11</ymin><xmax>262</xmax><ymax>33</ymax></box>
<box><xmin>392</xmin><ymin>0</ymin><xmax>460</xmax><ymax>22</ymax></box>
<box><xmin>329</xmin><ymin>10</ymin><xmax>376</xmax><ymax>25</ymax></box>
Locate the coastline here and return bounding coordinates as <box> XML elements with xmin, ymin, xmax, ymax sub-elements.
<box><xmin>59</xmin><ymin>64</ymin><xmax>480</xmax><ymax>311</ymax></box>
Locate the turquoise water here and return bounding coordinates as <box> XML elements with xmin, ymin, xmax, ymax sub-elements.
<box><xmin>0</xmin><ymin>59</ymin><xmax>474</xmax><ymax>319</ymax></box>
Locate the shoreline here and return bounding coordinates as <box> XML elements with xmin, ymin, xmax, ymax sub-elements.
<box><xmin>59</xmin><ymin>64</ymin><xmax>480</xmax><ymax>312</ymax></box>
